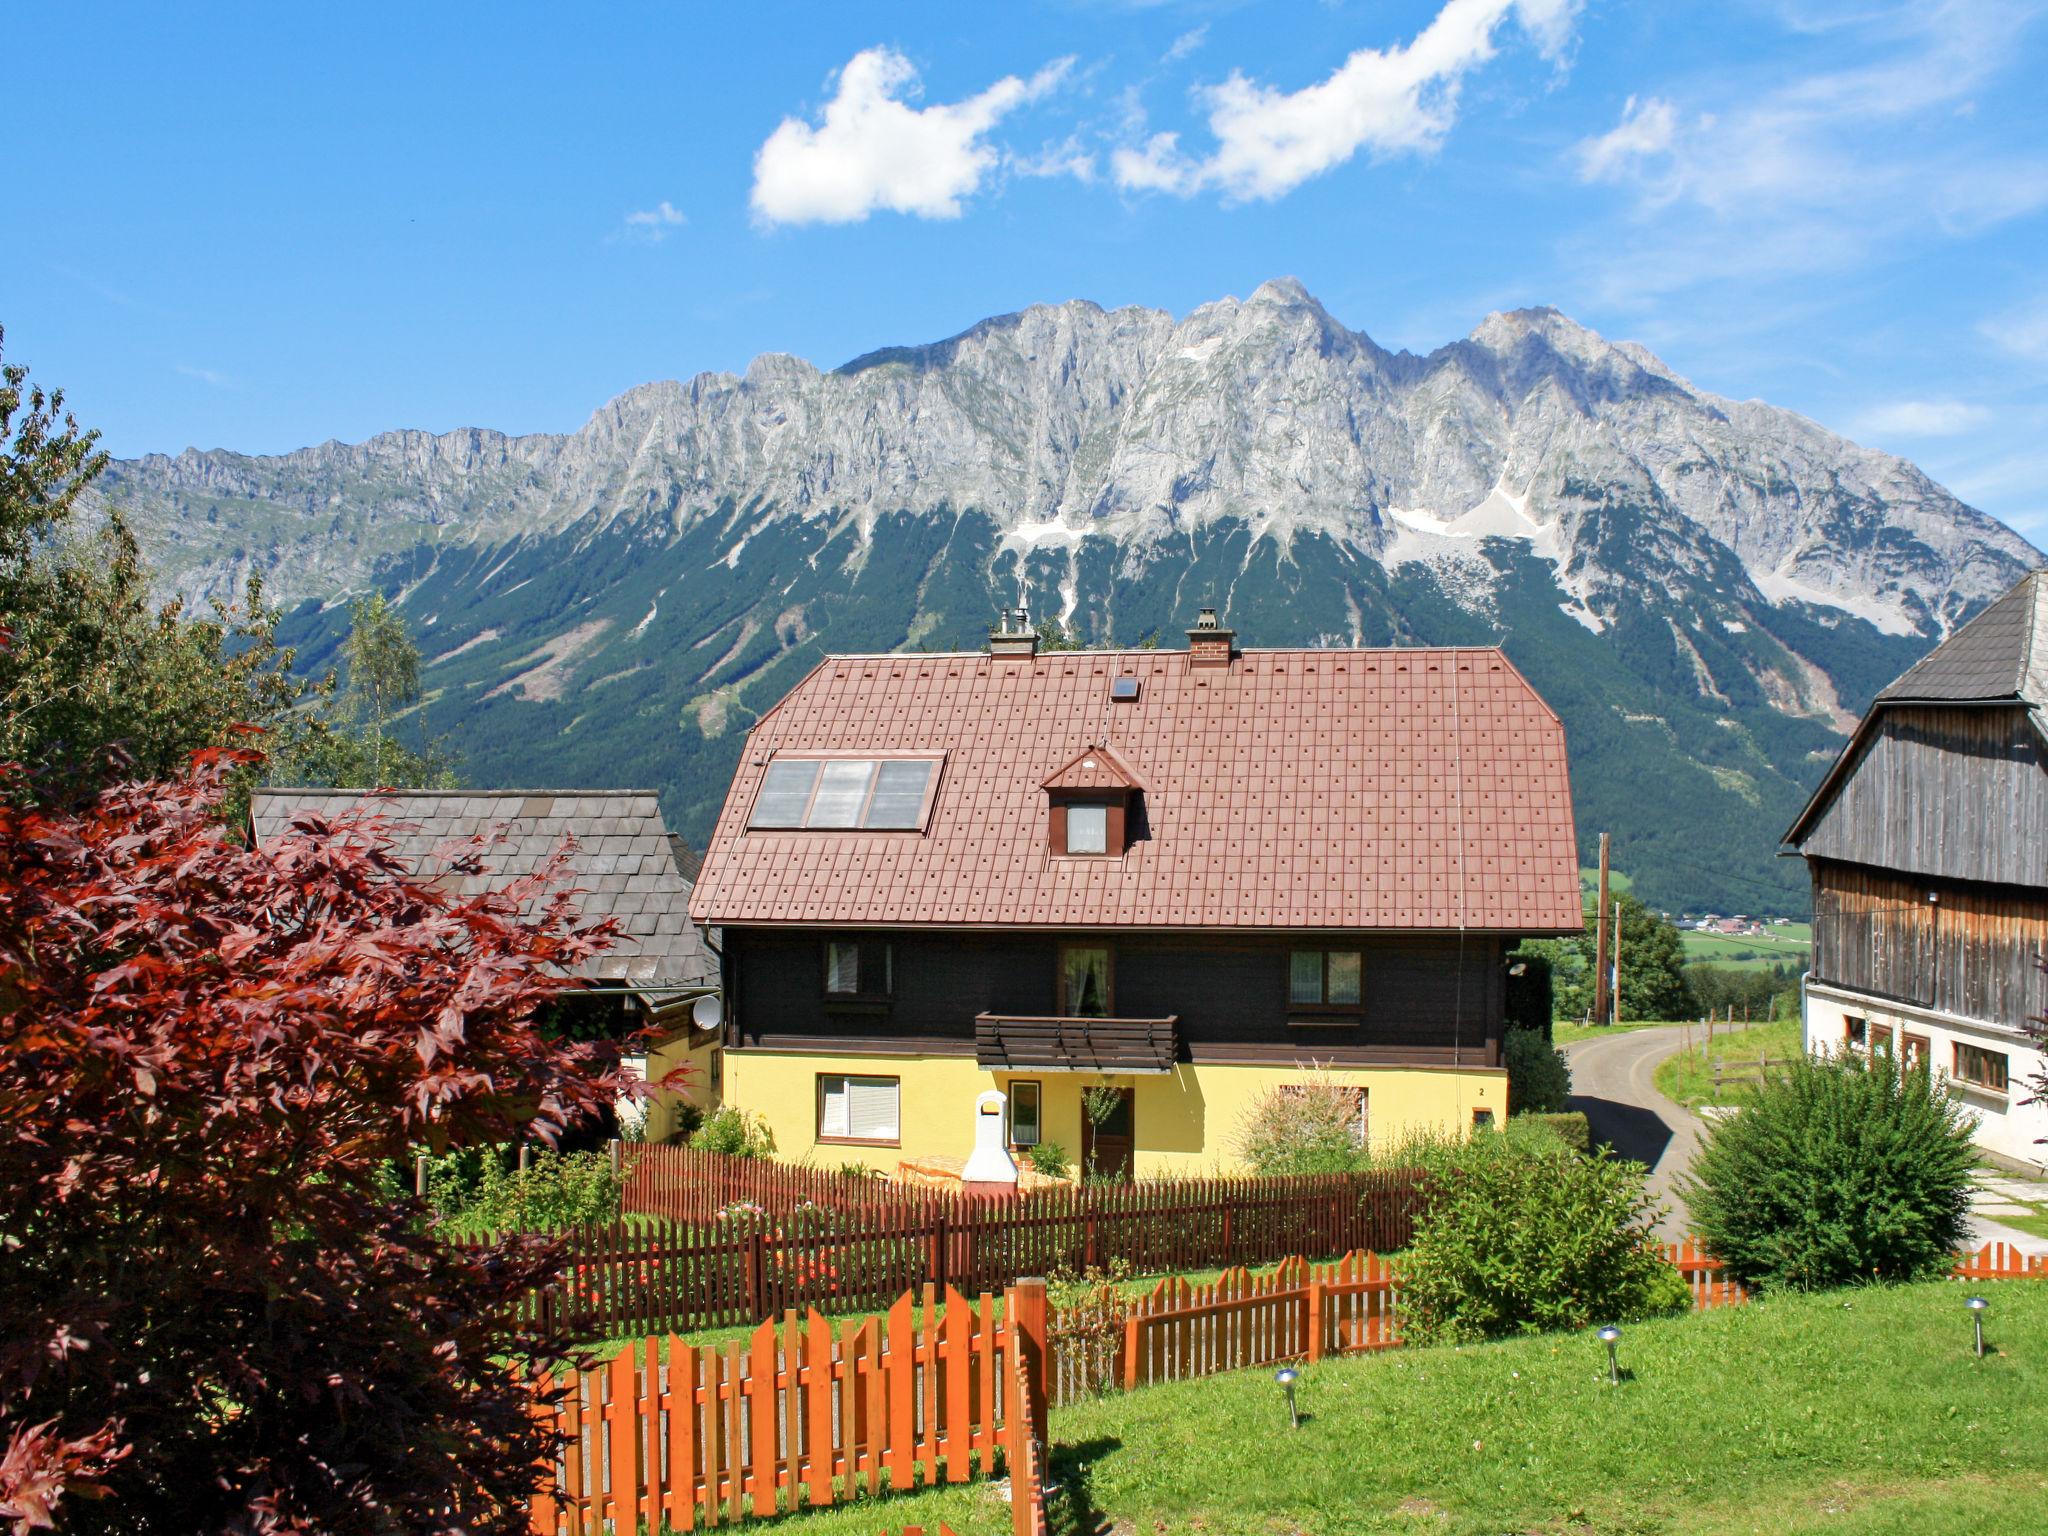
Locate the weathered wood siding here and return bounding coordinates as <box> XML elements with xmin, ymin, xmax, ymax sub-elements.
<box><xmin>1811</xmin><ymin>859</ymin><xmax>2048</xmax><ymax>1026</ymax></box>
<box><xmin>729</xmin><ymin>928</ymin><xmax>1505</xmax><ymax>1066</ymax></box>
<box><xmin>1801</xmin><ymin>706</ymin><xmax>2048</xmax><ymax>887</ymax></box>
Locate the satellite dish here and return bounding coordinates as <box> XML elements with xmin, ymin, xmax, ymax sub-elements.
<box><xmin>691</xmin><ymin>993</ymin><xmax>725</xmax><ymax>1030</ymax></box>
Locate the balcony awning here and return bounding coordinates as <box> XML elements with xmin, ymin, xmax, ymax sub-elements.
<box><xmin>974</xmin><ymin>1013</ymin><xmax>1179</xmax><ymax>1075</ymax></box>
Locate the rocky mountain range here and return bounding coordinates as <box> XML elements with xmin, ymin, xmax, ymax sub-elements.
<box><xmin>98</xmin><ymin>278</ymin><xmax>2041</xmax><ymax>914</ymax></box>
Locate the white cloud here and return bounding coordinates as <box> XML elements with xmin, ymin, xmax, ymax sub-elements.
<box><xmin>175</xmin><ymin>363</ymin><xmax>230</xmax><ymax>387</ymax></box>
<box><xmin>618</xmin><ymin>200</ymin><xmax>686</xmax><ymax>243</ymax></box>
<box><xmin>1576</xmin><ymin>95</ymin><xmax>1678</xmax><ymax>183</ymax></box>
<box><xmin>1163</xmin><ymin>26</ymin><xmax>1208</xmax><ymax>64</ymax></box>
<box><xmin>752</xmin><ymin>48</ymin><xmax>1072</xmax><ymax>225</ymax></box>
<box><xmin>1851</xmin><ymin>399</ymin><xmax>1993</xmax><ymax>437</ymax></box>
<box><xmin>1570</xmin><ymin>2</ymin><xmax>2048</xmax><ymax>303</ymax></box>
<box><xmin>1112</xmin><ymin>0</ymin><xmax>1580</xmax><ymax>202</ymax></box>
<box><xmin>1011</xmin><ymin>137</ymin><xmax>1099</xmax><ymax>184</ymax></box>
<box><xmin>1981</xmin><ymin>292</ymin><xmax>2048</xmax><ymax>360</ymax></box>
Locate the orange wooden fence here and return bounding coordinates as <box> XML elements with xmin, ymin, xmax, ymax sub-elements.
<box><xmin>1048</xmin><ymin>1238</ymin><xmax>2048</xmax><ymax>1403</ymax></box>
<box><xmin>530</xmin><ymin>1280</ymin><xmax>1048</xmax><ymax>1534</ymax></box>
<box><xmin>529</xmin><ymin>1238</ymin><xmax>2047</xmax><ymax>1529</ymax></box>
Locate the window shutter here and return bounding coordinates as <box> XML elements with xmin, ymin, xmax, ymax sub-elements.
<box><xmin>820</xmin><ymin>1077</ymin><xmax>851</xmax><ymax>1138</ymax></box>
<box><xmin>845</xmin><ymin>1077</ymin><xmax>899</xmax><ymax>1140</ymax></box>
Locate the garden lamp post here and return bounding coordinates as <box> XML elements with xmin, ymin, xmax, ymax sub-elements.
<box><xmin>1598</xmin><ymin>1326</ymin><xmax>1622</xmax><ymax>1385</ymax></box>
<box><xmin>1275</xmin><ymin>1367</ymin><xmax>1300</xmax><ymax>1428</ymax></box>
<box><xmin>1966</xmin><ymin>1296</ymin><xmax>1989</xmax><ymax>1358</ymax></box>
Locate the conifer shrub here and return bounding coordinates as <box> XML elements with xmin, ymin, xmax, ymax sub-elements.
<box><xmin>1401</xmin><ymin>1130</ymin><xmax>1677</xmax><ymax>1344</ymax></box>
<box><xmin>1504</xmin><ymin>1027</ymin><xmax>1572</xmax><ymax>1113</ymax></box>
<box><xmin>1682</xmin><ymin>1052</ymin><xmax>1976</xmax><ymax>1291</ymax></box>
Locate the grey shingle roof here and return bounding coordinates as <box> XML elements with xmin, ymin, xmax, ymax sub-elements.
<box><xmin>1880</xmin><ymin>569</ymin><xmax>2048</xmax><ymax>707</ymax></box>
<box><xmin>250</xmin><ymin>789</ymin><xmax>718</xmax><ymax>991</ymax></box>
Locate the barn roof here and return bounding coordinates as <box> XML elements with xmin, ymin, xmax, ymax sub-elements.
<box><xmin>689</xmin><ymin>643</ymin><xmax>1581</xmax><ymax>934</ymax></box>
<box><xmin>1786</xmin><ymin>568</ymin><xmax>2048</xmax><ymax>848</ymax></box>
<box><xmin>1879</xmin><ymin>568</ymin><xmax>2048</xmax><ymax>709</ymax></box>
<box><xmin>250</xmin><ymin>789</ymin><xmax>717</xmax><ymax>991</ymax></box>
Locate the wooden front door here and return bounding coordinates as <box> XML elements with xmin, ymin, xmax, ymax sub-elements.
<box><xmin>1081</xmin><ymin>1087</ymin><xmax>1135</xmax><ymax>1181</ymax></box>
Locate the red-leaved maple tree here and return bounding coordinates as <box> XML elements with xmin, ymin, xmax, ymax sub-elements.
<box><xmin>0</xmin><ymin>749</ymin><xmax>635</xmax><ymax>1534</ymax></box>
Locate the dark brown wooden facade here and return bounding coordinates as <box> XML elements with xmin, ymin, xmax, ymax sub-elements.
<box><xmin>722</xmin><ymin>927</ymin><xmax>1509</xmax><ymax>1069</ymax></box>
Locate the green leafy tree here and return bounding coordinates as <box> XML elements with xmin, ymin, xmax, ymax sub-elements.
<box><xmin>345</xmin><ymin>593</ymin><xmax>420</xmax><ymax>776</ymax></box>
<box><xmin>1504</xmin><ymin>1027</ymin><xmax>1572</xmax><ymax>1113</ymax></box>
<box><xmin>0</xmin><ymin>332</ymin><xmax>306</xmax><ymax>796</ymax></box>
<box><xmin>1526</xmin><ymin>892</ymin><xmax>1695</xmax><ymax>1023</ymax></box>
<box><xmin>1683</xmin><ymin>1052</ymin><xmax>1976</xmax><ymax>1291</ymax></box>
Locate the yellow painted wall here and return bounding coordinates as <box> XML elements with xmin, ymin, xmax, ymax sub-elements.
<box><xmin>721</xmin><ymin>1047</ymin><xmax>1506</xmax><ymax>1176</ymax></box>
<box><xmin>643</xmin><ymin>1035</ymin><xmax>727</xmax><ymax>1143</ymax></box>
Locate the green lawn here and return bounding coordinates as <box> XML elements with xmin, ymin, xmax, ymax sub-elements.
<box><xmin>760</xmin><ymin>1277</ymin><xmax>2048</xmax><ymax>1535</ymax></box>
<box><xmin>1653</xmin><ymin>1017</ymin><xmax>1803</xmax><ymax>1108</ymax></box>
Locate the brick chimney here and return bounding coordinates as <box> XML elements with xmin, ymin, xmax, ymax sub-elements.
<box><xmin>989</xmin><ymin>606</ymin><xmax>1039</xmax><ymax>662</ymax></box>
<box><xmin>1186</xmin><ymin>605</ymin><xmax>1235</xmax><ymax>669</ymax></box>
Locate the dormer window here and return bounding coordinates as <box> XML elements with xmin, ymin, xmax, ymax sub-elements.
<box><xmin>749</xmin><ymin>752</ymin><xmax>944</xmax><ymax>831</ymax></box>
<box><xmin>1041</xmin><ymin>743</ymin><xmax>1144</xmax><ymax>858</ymax></box>
<box><xmin>1066</xmin><ymin>804</ymin><xmax>1109</xmax><ymax>854</ymax></box>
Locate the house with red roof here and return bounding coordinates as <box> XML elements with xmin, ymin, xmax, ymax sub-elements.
<box><xmin>685</xmin><ymin>607</ymin><xmax>1582</xmax><ymax>1178</ymax></box>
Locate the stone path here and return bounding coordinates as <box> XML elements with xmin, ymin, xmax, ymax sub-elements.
<box><xmin>1967</xmin><ymin>1170</ymin><xmax>2048</xmax><ymax>1256</ymax></box>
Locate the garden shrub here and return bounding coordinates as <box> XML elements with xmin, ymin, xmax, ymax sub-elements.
<box><xmin>1026</xmin><ymin>1140</ymin><xmax>1072</xmax><ymax>1179</ymax></box>
<box><xmin>1515</xmin><ymin>1110</ymin><xmax>1591</xmax><ymax>1153</ymax></box>
<box><xmin>1682</xmin><ymin>1052</ymin><xmax>1976</xmax><ymax>1291</ymax></box>
<box><xmin>1401</xmin><ymin>1131</ymin><xmax>1673</xmax><ymax>1344</ymax></box>
<box><xmin>1234</xmin><ymin>1066</ymin><xmax>1372</xmax><ymax>1175</ymax></box>
<box><xmin>689</xmin><ymin>1105</ymin><xmax>776</xmax><ymax>1159</ymax></box>
<box><xmin>1505</xmin><ymin>1027</ymin><xmax>1572</xmax><ymax>1114</ymax></box>
<box><xmin>426</xmin><ymin>1147</ymin><xmax>624</xmax><ymax>1238</ymax></box>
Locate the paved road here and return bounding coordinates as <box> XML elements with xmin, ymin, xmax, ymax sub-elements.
<box><xmin>1561</xmin><ymin>1025</ymin><xmax>1702</xmax><ymax>1238</ymax></box>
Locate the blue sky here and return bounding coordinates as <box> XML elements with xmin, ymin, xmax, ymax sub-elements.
<box><xmin>8</xmin><ymin>0</ymin><xmax>2047</xmax><ymax>545</ymax></box>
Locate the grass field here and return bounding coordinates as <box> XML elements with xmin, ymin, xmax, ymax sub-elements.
<box><xmin>1680</xmin><ymin>921</ymin><xmax>1812</xmax><ymax>970</ymax></box>
<box><xmin>1653</xmin><ymin>1017</ymin><xmax>1803</xmax><ymax>1108</ymax></box>
<box><xmin>757</xmin><ymin>1276</ymin><xmax>2048</xmax><ymax>1535</ymax></box>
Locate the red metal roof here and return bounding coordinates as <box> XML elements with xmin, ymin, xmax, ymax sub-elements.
<box><xmin>689</xmin><ymin>646</ymin><xmax>1581</xmax><ymax>934</ymax></box>
<box><xmin>1039</xmin><ymin>742</ymin><xmax>1146</xmax><ymax>792</ymax></box>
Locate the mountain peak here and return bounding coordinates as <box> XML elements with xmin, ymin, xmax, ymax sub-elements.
<box><xmin>1248</xmin><ymin>275</ymin><xmax>1318</xmax><ymax>308</ymax></box>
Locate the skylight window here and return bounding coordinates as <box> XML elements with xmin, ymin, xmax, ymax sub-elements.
<box><xmin>749</xmin><ymin>755</ymin><xmax>940</xmax><ymax>830</ymax></box>
<box><xmin>1110</xmin><ymin>676</ymin><xmax>1140</xmax><ymax>702</ymax></box>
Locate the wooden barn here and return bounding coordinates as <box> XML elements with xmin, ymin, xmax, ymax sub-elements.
<box><xmin>1784</xmin><ymin>569</ymin><xmax>2048</xmax><ymax>1167</ymax></box>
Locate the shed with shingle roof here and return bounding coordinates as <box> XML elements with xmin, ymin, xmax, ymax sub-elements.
<box><xmin>251</xmin><ymin>789</ymin><xmax>717</xmax><ymax>994</ymax></box>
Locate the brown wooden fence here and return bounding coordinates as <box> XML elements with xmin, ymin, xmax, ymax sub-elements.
<box><xmin>529</xmin><ymin>1278</ymin><xmax>1049</xmax><ymax>1534</ymax></box>
<box><xmin>504</xmin><ymin>1160</ymin><xmax>1426</xmax><ymax>1340</ymax></box>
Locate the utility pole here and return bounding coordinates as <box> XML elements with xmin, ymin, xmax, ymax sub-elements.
<box><xmin>1611</xmin><ymin>898</ymin><xmax>1624</xmax><ymax>1028</ymax></box>
<box><xmin>1593</xmin><ymin>832</ymin><xmax>1611</xmax><ymax>1029</ymax></box>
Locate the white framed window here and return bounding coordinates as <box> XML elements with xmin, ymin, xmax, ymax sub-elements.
<box><xmin>1009</xmin><ymin>1080</ymin><xmax>1043</xmax><ymax>1147</ymax></box>
<box><xmin>818</xmin><ymin>1075</ymin><xmax>900</xmax><ymax>1143</ymax></box>
<box><xmin>1066</xmin><ymin>803</ymin><xmax>1108</xmax><ymax>854</ymax></box>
